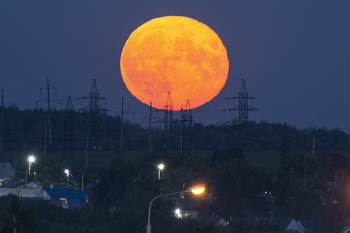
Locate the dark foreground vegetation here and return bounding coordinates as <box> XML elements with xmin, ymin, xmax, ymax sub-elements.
<box><xmin>0</xmin><ymin>106</ymin><xmax>350</xmax><ymax>233</ymax></box>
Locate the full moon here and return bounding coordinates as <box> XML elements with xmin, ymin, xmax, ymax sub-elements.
<box><xmin>120</xmin><ymin>16</ymin><xmax>229</xmax><ymax>110</ymax></box>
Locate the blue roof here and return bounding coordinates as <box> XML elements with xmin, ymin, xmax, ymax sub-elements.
<box><xmin>44</xmin><ymin>188</ymin><xmax>85</xmax><ymax>209</ymax></box>
<box><xmin>67</xmin><ymin>198</ymin><xmax>83</xmax><ymax>209</ymax></box>
<box><xmin>44</xmin><ymin>188</ymin><xmax>85</xmax><ymax>199</ymax></box>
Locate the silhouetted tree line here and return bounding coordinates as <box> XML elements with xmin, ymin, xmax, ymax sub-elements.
<box><xmin>1</xmin><ymin>106</ymin><xmax>349</xmax><ymax>153</ymax></box>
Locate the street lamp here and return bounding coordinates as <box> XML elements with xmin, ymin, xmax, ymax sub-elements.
<box><xmin>28</xmin><ymin>156</ymin><xmax>35</xmax><ymax>174</ymax></box>
<box><xmin>157</xmin><ymin>163</ymin><xmax>164</xmax><ymax>180</ymax></box>
<box><xmin>175</xmin><ymin>208</ymin><xmax>180</xmax><ymax>219</ymax></box>
<box><xmin>146</xmin><ymin>185</ymin><xmax>205</xmax><ymax>233</ymax></box>
<box><xmin>25</xmin><ymin>155</ymin><xmax>35</xmax><ymax>187</ymax></box>
<box><xmin>64</xmin><ymin>169</ymin><xmax>70</xmax><ymax>183</ymax></box>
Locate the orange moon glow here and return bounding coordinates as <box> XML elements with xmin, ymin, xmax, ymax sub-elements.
<box><xmin>120</xmin><ymin>16</ymin><xmax>229</xmax><ymax>110</ymax></box>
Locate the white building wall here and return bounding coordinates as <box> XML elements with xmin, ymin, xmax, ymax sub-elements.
<box><xmin>0</xmin><ymin>188</ymin><xmax>50</xmax><ymax>200</ymax></box>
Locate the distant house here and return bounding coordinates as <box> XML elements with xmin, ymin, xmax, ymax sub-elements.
<box><xmin>167</xmin><ymin>197</ymin><xmax>206</xmax><ymax>220</ymax></box>
<box><xmin>297</xmin><ymin>220</ymin><xmax>314</xmax><ymax>233</ymax></box>
<box><xmin>175</xmin><ymin>210</ymin><xmax>199</xmax><ymax>219</ymax></box>
<box><xmin>47</xmin><ymin>183</ymin><xmax>75</xmax><ymax>189</ymax></box>
<box><xmin>205</xmin><ymin>214</ymin><xmax>227</xmax><ymax>226</ymax></box>
<box><xmin>0</xmin><ymin>181</ymin><xmax>42</xmax><ymax>189</ymax></box>
<box><xmin>0</xmin><ymin>185</ymin><xmax>49</xmax><ymax>200</ymax></box>
<box><xmin>0</xmin><ymin>181</ymin><xmax>26</xmax><ymax>188</ymax></box>
<box><xmin>44</xmin><ymin>188</ymin><xmax>86</xmax><ymax>209</ymax></box>
<box><xmin>273</xmin><ymin>217</ymin><xmax>304</xmax><ymax>233</ymax></box>
<box><xmin>48</xmin><ymin>199</ymin><xmax>70</xmax><ymax>209</ymax></box>
<box><xmin>0</xmin><ymin>185</ymin><xmax>87</xmax><ymax>209</ymax></box>
<box><xmin>0</xmin><ymin>162</ymin><xmax>15</xmax><ymax>183</ymax></box>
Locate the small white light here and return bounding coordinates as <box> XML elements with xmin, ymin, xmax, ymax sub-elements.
<box><xmin>175</xmin><ymin>209</ymin><xmax>180</xmax><ymax>214</ymax></box>
<box><xmin>64</xmin><ymin>169</ymin><xmax>69</xmax><ymax>174</ymax></box>
<box><xmin>28</xmin><ymin>156</ymin><xmax>35</xmax><ymax>163</ymax></box>
<box><xmin>158</xmin><ymin>164</ymin><xmax>164</xmax><ymax>170</ymax></box>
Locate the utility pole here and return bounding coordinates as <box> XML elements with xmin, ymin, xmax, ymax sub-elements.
<box><xmin>13</xmin><ymin>153</ymin><xmax>17</xmax><ymax>179</ymax></box>
<box><xmin>117</xmin><ymin>97</ymin><xmax>135</xmax><ymax>151</ymax></box>
<box><xmin>44</xmin><ymin>122</ymin><xmax>47</xmax><ymax>157</ymax></box>
<box><xmin>47</xmin><ymin>77</ymin><xmax>51</xmax><ymax>145</ymax></box>
<box><xmin>312</xmin><ymin>126</ymin><xmax>316</xmax><ymax>157</ymax></box>
<box><xmin>38</xmin><ymin>76</ymin><xmax>60</xmax><ymax>146</ymax></box>
<box><xmin>280</xmin><ymin>123</ymin><xmax>290</xmax><ymax>172</ymax></box>
<box><xmin>0</xmin><ymin>89</ymin><xmax>3</xmax><ymax>159</ymax></box>
<box><xmin>25</xmin><ymin>162</ymin><xmax>28</xmax><ymax>187</ymax></box>
<box><xmin>143</xmin><ymin>102</ymin><xmax>156</xmax><ymax>152</ymax></box>
<box><xmin>82</xmin><ymin>172</ymin><xmax>84</xmax><ymax>190</ymax></box>
<box><xmin>121</xmin><ymin>97</ymin><xmax>124</xmax><ymax>151</ymax></box>
<box><xmin>149</xmin><ymin>102</ymin><xmax>152</xmax><ymax>152</ymax></box>
<box><xmin>180</xmin><ymin>107</ymin><xmax>183</xmax><ymax>155</ymax></box>
<box><xmin>304</xmin><ymin>137</ymin><xmax>307</xmax><ymax>192</ymax></box>
<box><xmin>85</xmin><ymin>130</ymin><xmax>89</xmax><ymax>170</ymax></box>
<box><xmin>62</xmin><ymin>96</ymin><xmax>75</xmax><ymax>165</ymax></box>
<box><xmin>221</xmin><ymin>125</ymin><xmax>224</xmax><ymax>151</ymax></box>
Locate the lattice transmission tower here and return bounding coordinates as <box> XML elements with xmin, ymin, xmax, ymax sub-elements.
<box><xmin>164</xmin><ymin>92</ymin><xmax>174</xmax><ymax>147</ymax></box>
<box><xmin>164</xmin><ymin>92</ymin><xmax>174</xmax><ymax>131</ymax></box>
<box><xmin>77</xmin><ymin>79</ymin><xmax>107</xmax><ymax>150</ymax></box>
<box><xmin>181</xmin><ymin>99</ymin><xmax>193</xmax><ymax>156</ymax></box>
<box><xmin>223</xmin><ymin>79</ymin><xmax>258</xmax><ymax>124</ymax></box>
<box><xmin>62</xmin><ymin>96</ymin><xmax>75</xmax><ymax>165</ymax></box>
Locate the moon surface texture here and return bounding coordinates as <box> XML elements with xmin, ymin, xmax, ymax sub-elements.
<box><xmin>120</xmin><ymin>16</ymin><xmax>229</xmax><ymax>110</ymax></box>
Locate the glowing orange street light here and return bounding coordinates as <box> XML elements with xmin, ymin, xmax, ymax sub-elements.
<box><xmin>146</xmin><ymin>185</ymin><xmax>205</xmax><ymax>233</ymax></box>
<box><xmin>189</xmin><ymin>186</ymin><xmax>205</xmax><ymax>195</ymax></box>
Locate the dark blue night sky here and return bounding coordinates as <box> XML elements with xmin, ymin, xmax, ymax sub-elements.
<box><xmin>0</xmin><ymin>1</ymin><xmax>349</xmax><ymax>132</ymax></box>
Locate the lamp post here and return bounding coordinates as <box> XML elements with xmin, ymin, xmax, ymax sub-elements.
<box><xmin>146</xmin><ymin>185</ymin><xmax>205</xmax><ymax>233</ymax></box>
<box><xmin>28</xmin><ymin>156</ymin><xmax>35</xmax><ymax>174</ymax></box>
<box><xmin>157</xmin><ymin>164</ymin><xmax>164</xmax><ymax>180</ymax></box>
<box><xmin>175</xmin><ymin>208</ymin><xmax>180</xmax><ymax>219</ymax></box>
<box><xmin>25</xmin><ymin>155</ymin><xmax>35</xmax><ymax>187</ymax></box>
<box><xmin>64</xmin><ymin>169</ymin><xmax>70</xmax><ymax>183</ymax></box>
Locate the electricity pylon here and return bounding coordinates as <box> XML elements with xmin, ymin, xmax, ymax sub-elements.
<box><xmin>223</xmin><ymin>79</ymin><xmax>258</xmax><ymax>124</ymax></box>
<box><xmin>181</xmin><ymin>99</ymin><xmax>193</xmax><ymax>156</ymax></box>
<box><xmin>77</xmin><ymin>79</ymin><xmax>108</xmax><ymax>150</ymax></box>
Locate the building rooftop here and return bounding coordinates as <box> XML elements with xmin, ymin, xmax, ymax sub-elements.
<box><xmin>0</xmin><ymin>162</ymin><xmax>15</xmax><ymax>179</ymax></box>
